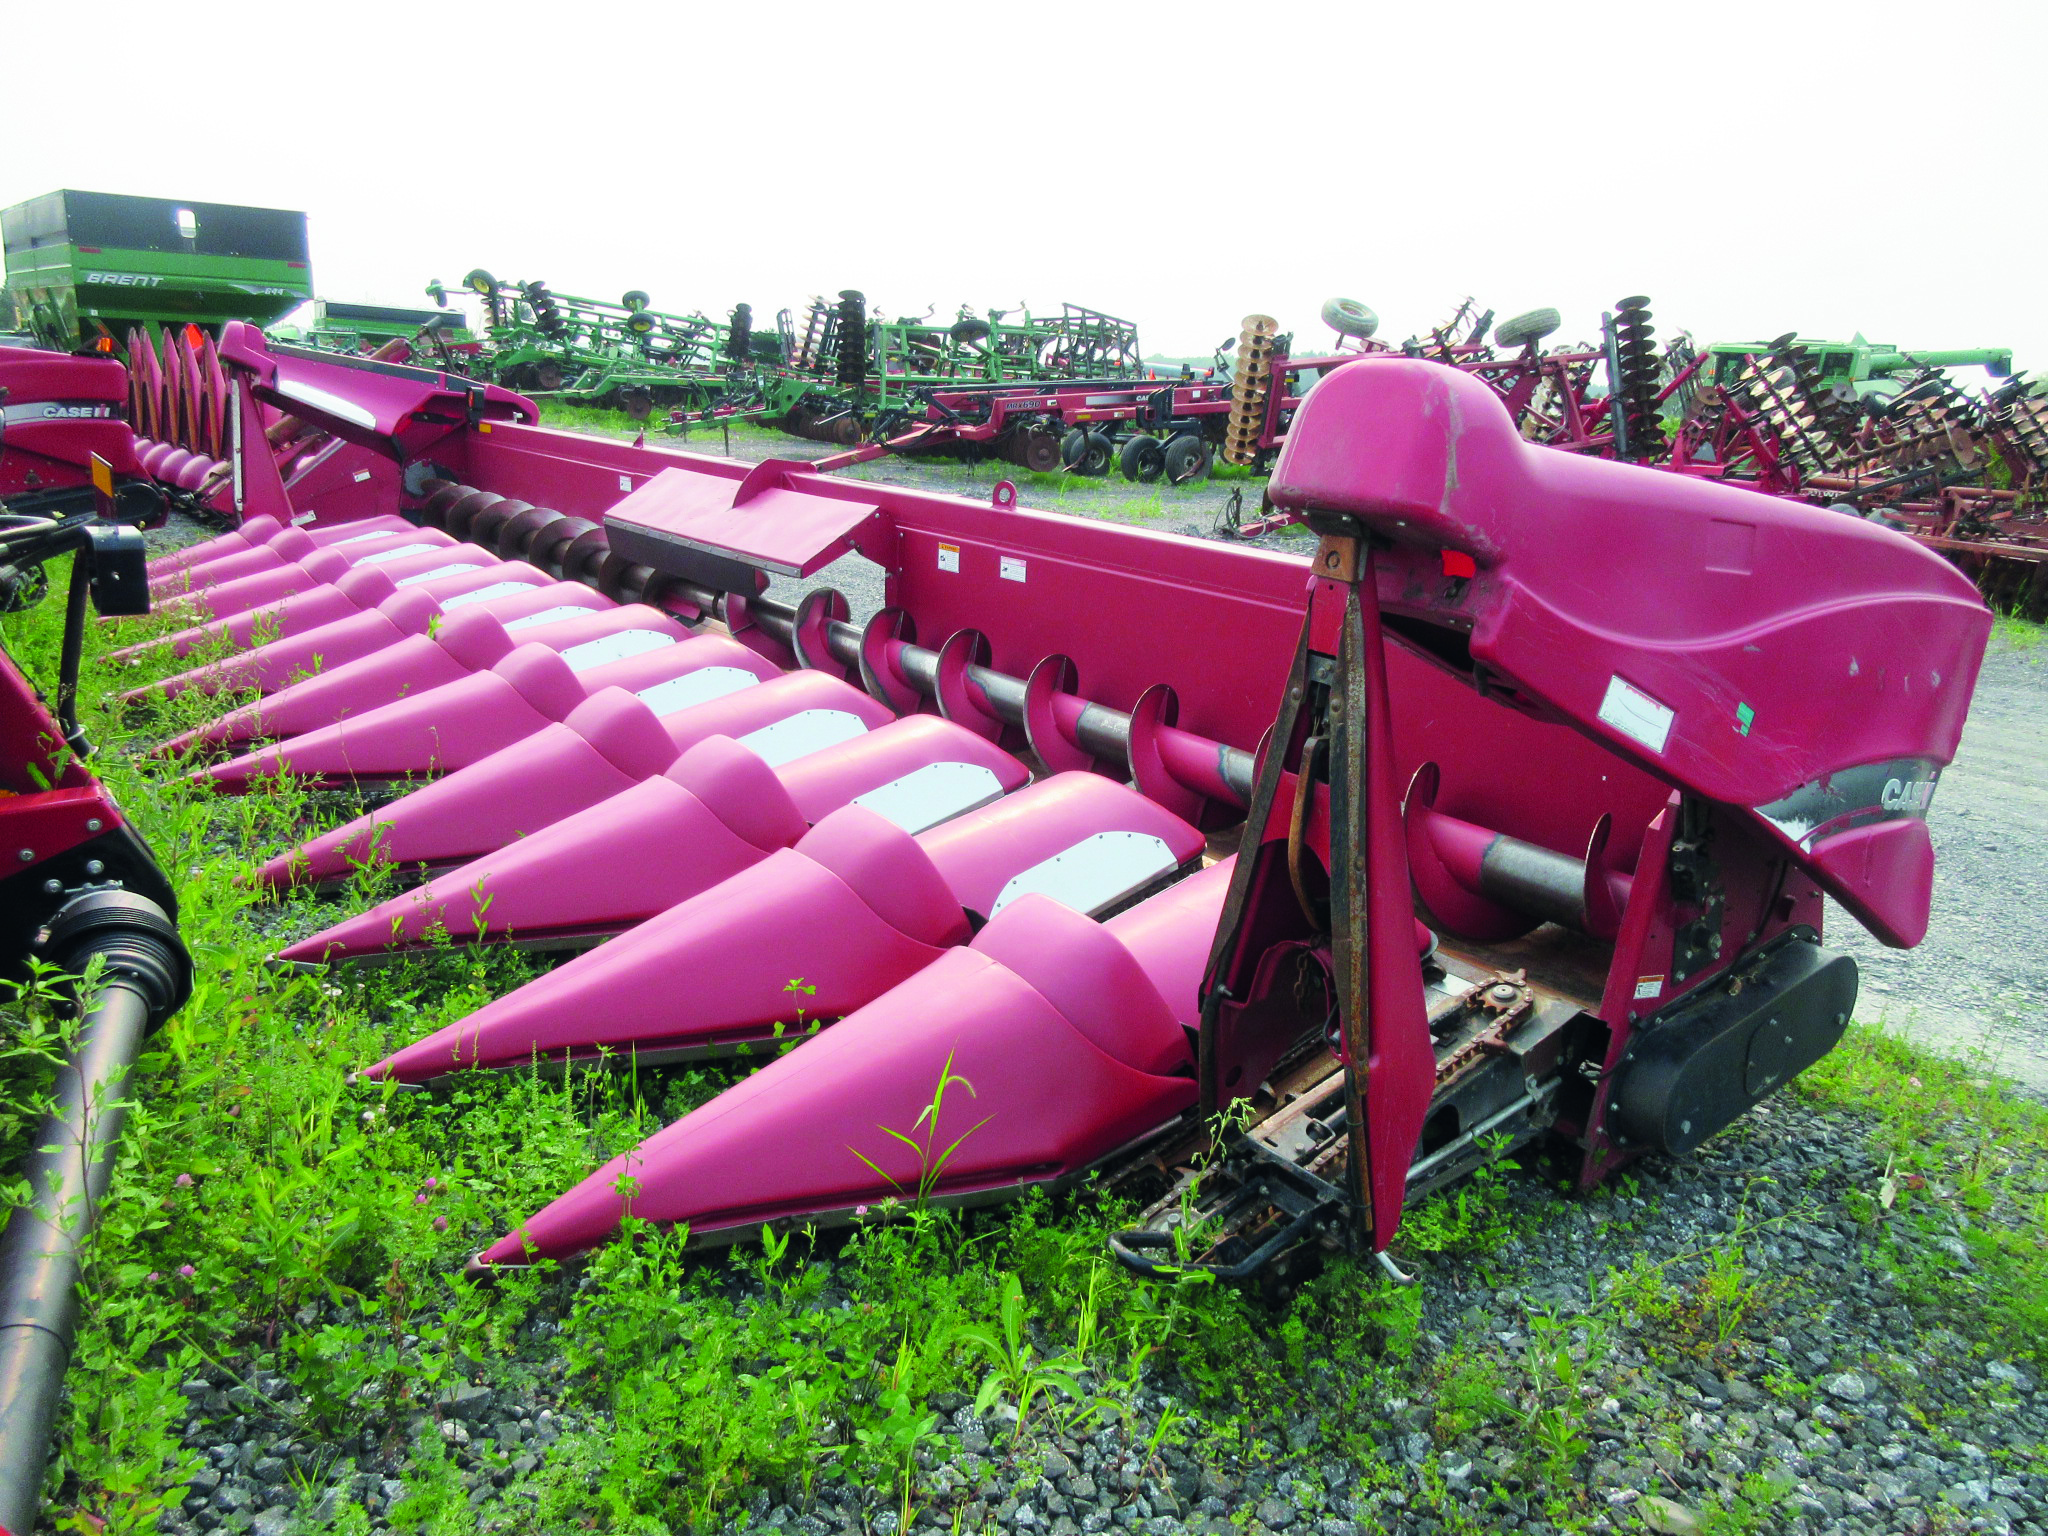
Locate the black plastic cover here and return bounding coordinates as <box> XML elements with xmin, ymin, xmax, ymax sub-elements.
<box><xmin>1613</xmin><ymin>936</ymin><xmax>1857</xmax><ymax>1155</ymax></box>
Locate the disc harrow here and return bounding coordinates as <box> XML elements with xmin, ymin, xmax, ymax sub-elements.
<box><xmin>1221</xmin><ymin>314</ymin><xmax>1280</xmax><ymax>467</ymax></box>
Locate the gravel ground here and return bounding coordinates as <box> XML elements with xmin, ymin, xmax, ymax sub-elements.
<box><xmin>154</xmin><ymin>1092</ymin><xmax>2044</xmax><ymax>1536</ymax></box>
<box><xmin>1823</xmin><ymin>638</ymin><xmax>2047</xmax><ymax>1089</ymax></box>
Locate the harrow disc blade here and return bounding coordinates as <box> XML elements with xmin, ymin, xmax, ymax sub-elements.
<box><xmin>472</xmin><ymin>864</ymin><xmax>1230</xmax><ymax>1265</ymax></box>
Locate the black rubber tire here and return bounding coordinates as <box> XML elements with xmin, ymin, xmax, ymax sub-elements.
<box><xmin>1162</xmin><ymin>434</ymin><xmax>1211</xmax><ymax>485</ymax></box>
<box><xmin>1119</xmin><ymin>434</ymin><xmax>1165</xmax><ymax>483</ymax></box>
<box><xmin>1495</xmin><ymin>308</ymin><xmax>1561</xmax><ymax>349</ymax></box>
<box><xmin>1059</xmin><ymin>428</ymin><xmax>1090</xmax><ymax>469</ymax></box>
<box><xmin>1074</xmin><ymin>431</ymin><xmax>1113</xmax><ymax>476</ymax></box>
<box><xmin>951</xmin><ymin>317</ymin><xmax>992</xmax><ymax>344</ymax></box>
<box><xmin>463</xmin><ymin>268</ymin><xmax>497</xmax><ymax>295</ymax></box>
<box><xmin>1320</xmin><ymin>297</ymin><xmax>1379</xmax><ymax>340</ymax></box>
<box><xmin>621</xmin><ymin>290</ymin><xmax>651</xmax><ymax>312</ymax></box>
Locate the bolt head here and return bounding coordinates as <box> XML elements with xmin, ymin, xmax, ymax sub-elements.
<box><xmin>16</xmin><ymin>849</ymin><xmax>31</xmax><ymax>863</ymax></box>
<box><xmin>85</xmin><ymin>818</ymin><xmax>102</xmax><ymax>833</ymax></box>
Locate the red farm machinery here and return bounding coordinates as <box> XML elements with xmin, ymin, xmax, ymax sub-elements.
<box><xmin>0</xmin><ymin>321</ymin><xmax>1978</xmax><ymax>1292</ymax></box>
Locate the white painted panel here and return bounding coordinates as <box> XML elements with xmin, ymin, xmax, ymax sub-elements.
<box><xmin>505</xmin><ymin>604</ymin><xmax>595</xmax><ymax>631</ymax></box>
<box><xmin>636</xmin><ymin>668</ymin><xmax>762</xmax><ymax>717</ymax></box>
<box><xmin>736</xmin><ymin>709</ymin><xmax>870</xmax><ymax>768</ymax></box>
<box><xmin>277</xmin><ymin>381</ymin><xmax>377</xmax><ymax>428</ymax></box>
<box><xmin>559</xmin><ymin>629</ymin><xmax>678</xmax><ymax>672</ymax></box>
<box><xmin>354</xmin><ymin>541</ymin><xmax>439</xmax><ymax>565</ymax></box>
<box><xmin>395</xmin><ymin>563</ymin><xmax>484</xmax><ymax>586</ymax></box>
<box><xmin>440</xmin><ymin>580</ymin><xmax>540</xmax><ymax>609</ymax></box>
<box><xmin>988</xmin><ymin>831</ymin><xmax>1179</xmax><ymax>918</ymax></box>
<box><xmin>851</xmin><ymin>761</ymin><xmax>1006</xmax><ymax>833</ymax></box>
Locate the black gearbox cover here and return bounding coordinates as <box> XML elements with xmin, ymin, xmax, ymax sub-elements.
<box><xmin>1613</xmin><ymin>935</ymin><xmax>1857</xmax><ymax>1155</ymax></box>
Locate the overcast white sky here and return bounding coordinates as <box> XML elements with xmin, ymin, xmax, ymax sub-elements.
<box><xmin>6</xmin><ymin>1</ymin><xmax>2042</xmax><ymax>376</ymax></box>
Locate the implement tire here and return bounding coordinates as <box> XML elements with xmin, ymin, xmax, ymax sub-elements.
<box><xmin>1495</xmin><ymin>308</ymin><xmax>1561</xmax><ymax>349</ymax></box>
<box><xmin>1119</xmin><ymin>434</ymin><xmax>1165</xmax><ymax>483</ymax></box>
<box><xmin>1162</xmin><ymin>434</ymin><xmax>1212</xmax><ymax>485</ymax></box>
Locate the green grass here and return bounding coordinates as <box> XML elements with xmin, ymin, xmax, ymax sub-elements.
<box><xmin>2</xmin><ymin>581</ymin><xmax>2043</xmax><ymax>1533</ymax></box>
<box><xmin>1991</xmin><ymin>609</ymin><xmax>2042</xmax><ymax>652</ymax></box>
<box><xmin>1796</xmin><ymin>1023</ymin><xmax>2048</xmax><ymax>1362</ymax></box>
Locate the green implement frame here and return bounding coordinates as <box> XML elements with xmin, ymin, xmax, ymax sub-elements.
<box><xmin>773</xmin><ymin>293</ymin><xmax>1147</xmax><ymax>426</ymax></box>
<box><xmin>277</xmin><ymin>299</ymin><xmax>476</xmax><ymax>354</ymax></box>
<box><xmin>462</xmin><ymin>270</ymin><xmax>744</xmax><ymax>419</ymax></box>
<box><xmin>1706</xmin><ymin>333</ymin><xmax>2014</xmax><ymax>402</ymax></box>
<box><xmin>1</xmin><ymin>191</ymin><xmax>312</xmax><ymax>351</ymax></box>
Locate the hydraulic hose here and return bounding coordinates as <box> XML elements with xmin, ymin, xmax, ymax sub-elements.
<box><xmin>0</xmin><ymin>891</ymin><xmax>189</xmax><ymax>1536</ymax></box>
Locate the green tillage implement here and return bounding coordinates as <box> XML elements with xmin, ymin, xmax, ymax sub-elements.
<box><xmin>1707</xmin><ymin>333</ymin><xmax>2014</xmax><ymax>402</ymax></box>
<box><xmin>1</xmin><ymin>191</ymin><xmax>312</xmax><ymax>351</ymax></box>
<box><xmin>462</xmin><ymin>271</ymin><xmax>742</xmax><ymax>420</ymax></box>
<box><xmin>762</xmin><ymin>295</ymin><xmax>1148</xmax><ymax>441</ymax></box>
<box><xmin>865</xmin><ymin>302</ymin><xmax>1145</xmax><ymax>412</ymax></box>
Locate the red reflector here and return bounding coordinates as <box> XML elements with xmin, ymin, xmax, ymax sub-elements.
<box><xmin>1441</xmin><ymin>549</ymin><xmax>1477</xmax><ymax>579</ymax></box>
<box><xmin>77</xmin><ymin>246</ymin><xmax>102</xmax><ymax>254</ymax></box>
<box><xmin>288</xmin><ymin>261</ymin><xmax>307</xmax><ymax>269</ymax></box>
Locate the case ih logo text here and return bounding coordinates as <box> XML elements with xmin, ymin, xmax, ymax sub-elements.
<box><xmin>2</xmin><ymin>401</ymin><xmax>113</xmax><ymax>423</ymax></box>
<box><xmin>1880</xmin><ymin>776</ymin><xmax>1937</xmax><ymax>813</ymax></box>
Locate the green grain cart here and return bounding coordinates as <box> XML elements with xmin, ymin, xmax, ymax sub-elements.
<box><xmin>0</xmin><ymin>190</ymin><xmax>313</xmax><ymax>351</ymax></box>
